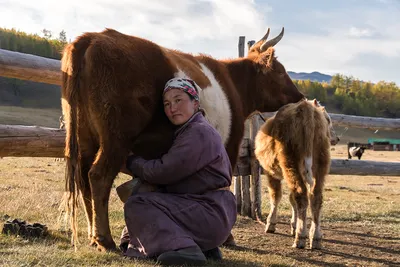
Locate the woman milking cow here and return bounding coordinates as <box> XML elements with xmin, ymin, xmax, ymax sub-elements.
<box><xmin>118</xmin><ymin>77</ymin><xmax>237</xmax><ymax>266</ymax></box>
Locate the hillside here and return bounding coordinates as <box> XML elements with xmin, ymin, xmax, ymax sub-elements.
<box><xmin>0</xmin><ymin>77</ymin><xmax>61</xmax><ymax>109</ymax></box>
<box><xmin>288</xmin><ymin>71</ymin><xmax>332</xmax><ymax>83</ymax></box>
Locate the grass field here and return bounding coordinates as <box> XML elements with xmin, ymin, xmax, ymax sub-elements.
<box><xmin>0</xmin><ymin>107</ymin><xmax>399</xmax><ymax>266</ymax></box>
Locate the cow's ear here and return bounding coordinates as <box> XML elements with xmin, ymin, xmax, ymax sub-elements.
<box><xmin>313</xmin><ymin>99</ymin><xmax>318</xmax><ymax>106</ymax></box>
<box><xmin>257</xmin><ymin>47</ymin><xmax>275</xmax><ymax>71</ymax></box>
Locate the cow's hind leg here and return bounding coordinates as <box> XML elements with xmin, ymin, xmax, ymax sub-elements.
<box><xmin>309</xmin><ymin>168</ymin><xmax>326</xmax><ymax>249</ymax></box>
<box><xmin>79</xmin><ymin>156</ymin><xmax>96</xmax><ymax>245</ymax></box>
<box><xmin>265</xmin><ymin>174</ymin><xmax>282</xmax><ymax>233</ymax></box>
<box><xmin>77</xmin><ymin>121</ymin><xmax>98</xmax><ymax>246</ymax></box>
<box><xmin>88</xmin><ymin>144</ymin><xmax>127</xmax><ymax>252</ymax></box>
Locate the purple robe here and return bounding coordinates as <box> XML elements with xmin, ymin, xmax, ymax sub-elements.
<box><xmin>123</xmin><ymin>111</ymin><xmax>237</xmax><ymax>258</ymax></box>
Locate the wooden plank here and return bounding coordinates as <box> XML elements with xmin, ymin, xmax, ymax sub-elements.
<box><xmin>0</xmin><ymin>48</ymin><xmax>61</xmax><ymax>85</ymax></box>
<box><xmin>260</xmin><ymin>112</ymin><xmax>400</xmax><ymax>131</ymax></box>
<box><xmin>0</xmin><ymin>125</ymin><xmax>65</xmax><ymax>157</ymax></box>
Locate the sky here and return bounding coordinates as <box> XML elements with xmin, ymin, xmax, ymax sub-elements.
<box><xmin>1</xmin><ymin>0</ymin><xmax>399</xmax><ymax>85</ymax></box>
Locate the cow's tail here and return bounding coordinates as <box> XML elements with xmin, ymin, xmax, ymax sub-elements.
<box><xmin>59</xmin><ymin>35</ymin><xmax>92</xmax><ymax>250</ymax></box>
<box><xmin>296</xmin><ymin>100</ymin><xmax>315</xmax><ymax>188</ymax></box>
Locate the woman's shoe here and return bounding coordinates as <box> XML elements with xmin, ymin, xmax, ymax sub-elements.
<box><xmin>203</xmin><ymin>247</ymin><xmax>222</xmax><ymax>261</ymax></box>
<box><xmin>157</xmin><ymin>245</ymin><xmax>207</xmax><ymax>266</ymax></box>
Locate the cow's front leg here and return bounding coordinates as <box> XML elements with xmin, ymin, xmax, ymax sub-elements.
<box><xmin>88</xmin><ymin>147</ymin><xmax>121</xmax><ymax>251</ymax></box>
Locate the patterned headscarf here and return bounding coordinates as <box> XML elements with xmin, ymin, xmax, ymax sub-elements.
<box><xmin>163</xmin><ymin>78</ymin><xmax>200</xmax><ymax>101</ymax></box>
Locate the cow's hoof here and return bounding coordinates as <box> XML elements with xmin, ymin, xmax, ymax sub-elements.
<box><xmin>89</xmin><ymin>237</ymin><xmax>97</xmax><ymax>247</ymax></box>
<box><xmin>292</xmin><ymin>237</ymin><xmax>306</xmax><ymax>249</ymax></box>
<box><xmin>290</xmin><ymin>228</ymin><xmax>296</xmax><ymax>236</ymax></box>
<box><xmin>310</xmin><ymin>238</ymin><xmax>322</xmax><ymax>250</ymax></box>
<box><xmin>265</xmin><ymin>223</ymin><xmax>276</xmax><ymax>233</ymax></box>
<box><xmin>93</xmin><ymin>236</ymin><xmax>117</xmax><ymax>252</ymax></box>
<box><xmin>222</xmin><ymin>233</ymin><xmax>236</xmax><ymax>247</ymax></box>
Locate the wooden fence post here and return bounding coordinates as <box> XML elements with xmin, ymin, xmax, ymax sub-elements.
<box><xmin>238</xmin><ymin>36</ymin><xmax>245</xmax><ymax>58</ymax></box>
<box><xmin>249</xmin><ymin>115</ymin><xmax>262</xmax><ymax>220</ymax></box>
<box><xmin>240</xmin><ymin>175</ymin><xmax>251</xmax><ymax>216</ymax></box>
<box><xmin>233</xmin><ymin>176</ymin><xmax>242</xmax><ymax>213</ymax></box>
<box><xmin>233</xmin><ymin>35</ymin><xmax>247</xmax><ymax>215</ymax></box>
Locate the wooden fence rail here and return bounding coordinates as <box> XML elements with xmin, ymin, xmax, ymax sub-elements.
<box><xmin>0</xmin><ymin>48</ymin><xmax>61</xmax><ymax>85</ymax></box>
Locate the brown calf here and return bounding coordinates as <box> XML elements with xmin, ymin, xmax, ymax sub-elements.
<box><xmin>255</xmin><ymin>99</ymin><xmax>336</xmax><ymax>249</ymax></box>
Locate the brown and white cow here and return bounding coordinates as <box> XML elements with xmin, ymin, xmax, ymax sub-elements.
<box><xmin>254</xmin><ymin>99</ymin><xmax>336</xmax><ymax>249</ymax></box>
<box><xmin>60</xmin><ymin>27</ymin><xmax>304</xmax><ymax>251</ymax></box>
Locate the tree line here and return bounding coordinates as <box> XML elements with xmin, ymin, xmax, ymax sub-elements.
<box><xmin>294</xmin><ymin>75</ymin><xmax>400</xmax><ymax>118</ymax></box>
<box><xmin>0</xmin><ymin>27</ymin><xmax>399</xmax><ymax>118</ymax></box>
<box><xmin>0</xmin><ymin>27</ymin><xmax>66</xmax><ymax>59</ymax></box>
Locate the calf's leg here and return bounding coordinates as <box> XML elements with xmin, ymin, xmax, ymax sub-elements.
<box><xmin>281</xmin><ymin>161</ymin><xmax>308</xmax><ymax>249</ymax></box>
<box><xmin>309</xmin><ymin>171</ymin><xmax>326</xmax><ymax>249</ymax></box>
<box><xmin>265</xmin><ymin>174</ymin><xmax>282</xmax><ymax>233</ymax></box>
<box><xmin>288</xmin><ymin>192</ymin><xmax>297</xmax><ymax>236</ymax></box>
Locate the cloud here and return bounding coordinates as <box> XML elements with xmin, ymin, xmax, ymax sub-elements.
<box><xmin>0</xmin><ymin>0</ymin><xmax>399</xmax><ymax>84</ymax></box>
<box><xmin>348</xmin><ymin>27</ymin><xmax>374</xmax><ymax>38</ymax></box>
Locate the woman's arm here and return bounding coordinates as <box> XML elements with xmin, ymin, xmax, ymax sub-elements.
<box><xmin>126</xmin><ymin>125</ymin><xmax>217</xmax><ymax>185</ymax></box>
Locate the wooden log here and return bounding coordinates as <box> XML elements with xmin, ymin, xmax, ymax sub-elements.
<box><xmin>249</xmin><ymin>115</ymin><xmax>262</xmax><ymax>220</ymax></box>
<box><xmin>329</xmin><ymin>159</ymin><xmax>400</xmax><ymax>176</ymax></box>
<box><xmin>0</xmin><ymin>125</ymin><xmax>65</xmax><ymax>158</ymax></box>
<box><xmin>0</xmin><ymin>48</ymin><xmax>61</xmax><ymax>85</ymax></box>
<box><xmin>1</xmin><ymin>125</ymin><xmax>400</xmax><ymax>176</ymax></box>
<box><xmin>240</xmin><ymin>175</ymin><xmax>251</xmax><ymax>216</ymax></box>
<box><xmin>233</xmin><ymin>176</ymin><xmax>242</xmax><ymax>213</ymax></box>
<box><xmin>260</xmin><ymin>112</ymin><xmax>400</xmax><ymax>131</ymax></box>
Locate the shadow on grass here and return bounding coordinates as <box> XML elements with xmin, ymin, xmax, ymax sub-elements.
<box><xmin>328</xmin><ymin>227</ymin><xmax>400</xmax><ymax>241</ymax></box>
<box><xmin>321</xmin><ymin>246</ymin><xmax>399</xmax><ymax>266</ymax></box>
<box><xmin>224</xmin><ymin>244</ymin><xmax>346</xmax><ymax>267</ymax></box>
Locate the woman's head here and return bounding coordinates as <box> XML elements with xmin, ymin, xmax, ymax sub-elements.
<box><xmin>163</xmin><ymin>78</ymin><xmax>200</xmax><ymax>126</ymax></box>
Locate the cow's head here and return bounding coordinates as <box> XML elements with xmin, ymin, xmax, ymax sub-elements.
<box><xmin>247</xmin><ymin>28</ymin><xmax>304</xmax><ymax>112</ymax></box>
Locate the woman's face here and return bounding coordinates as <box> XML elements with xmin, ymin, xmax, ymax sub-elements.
<box><xmin>163</xmin><ymin>89</ymin><xmax>199</xmax><ymax>126</ymax></box>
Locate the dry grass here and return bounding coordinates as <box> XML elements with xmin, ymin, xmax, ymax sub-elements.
<box><xmin>1</xmin><ymin>107</ymin><xmax>399</xmax><ymax>266</ymax></box>
<box><xmin>0</xmin><ymin>145</ymin><xmax>399</xmax><ymax>266</ymax></box>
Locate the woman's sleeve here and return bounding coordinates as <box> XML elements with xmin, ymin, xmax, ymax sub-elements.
<box><xmin>126</xmin><ymin>125</ymin><xmax>217</xmax><ymax>185</ymax></box>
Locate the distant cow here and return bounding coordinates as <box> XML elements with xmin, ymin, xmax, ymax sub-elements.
<box><xmin>348</xmin><ymin>146</ymin><xmax>365</xmax><ymax>160</ymax></box>
<box><xmin>254</xmin><ymin>99</ymin><xmax>336</xmax><ymax>250</ymax></box>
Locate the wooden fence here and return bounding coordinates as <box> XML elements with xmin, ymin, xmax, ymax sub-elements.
<box><xmin>1</xmin><ymin>45</ymin><xmax>400</xmax><ymax>220</ymax></box>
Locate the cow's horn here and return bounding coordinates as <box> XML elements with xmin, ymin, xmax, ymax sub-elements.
<box><xmin>260</xmin><ymin>27</ymin><xmax>284</xmax><ymax>52</ymax></box>
<box><xmin>249</xmin><ymin>28</ymin><xmax>270</xmax><ymax>50</ymax></box>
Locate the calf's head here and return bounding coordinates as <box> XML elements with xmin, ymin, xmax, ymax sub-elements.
<box><xmin>247</xmin><ymin>28</ymin><xmax>304</xmax><ymax>112</ymax></box>
<box><xmin>311</xmin><ymin>99</ymin><xmax>339</xmax><ymax>146</ymax></box>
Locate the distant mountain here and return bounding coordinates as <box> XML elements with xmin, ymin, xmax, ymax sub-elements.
<box><xmin>288</xmin><ymin>71</ymin><xmax>332</xmax><ymax>83</ymax></box>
